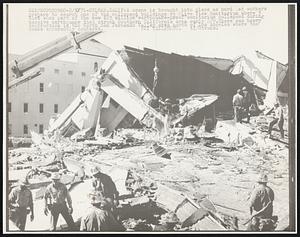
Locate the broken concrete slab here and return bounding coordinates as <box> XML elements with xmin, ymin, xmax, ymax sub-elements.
<box><xmin>152</xmin><ymin>143</ymin><xmax>171</xmax><ymax>159</ymax></box>
<box><xmin>181</xmin><ymin>207</ymin><xmax>209</xmax><ymax>228</ymax></box>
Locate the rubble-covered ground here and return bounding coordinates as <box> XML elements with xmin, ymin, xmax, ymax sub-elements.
<box><xmin>7</xmin><ymin>114</ymin><xmax>289</xmax><ymax>231</ymax></box>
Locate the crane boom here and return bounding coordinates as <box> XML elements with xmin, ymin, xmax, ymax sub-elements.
<box><xmin>9</xmin><ymin>31</ymin><xmax>101</xmax><ymax>89</ymax></box>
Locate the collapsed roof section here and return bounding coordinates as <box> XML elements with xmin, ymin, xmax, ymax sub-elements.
<box><xmin>193</xmin><ymin>56</ymin><xmax>234</xmax><ymax>71</ymax></box>
<box><xmin>229</xmin><ymin>51</ymin><xmax>288</xmax><ymax>106</ymax></box>
<box><xmin>118</xmin><ymin>46</ymin><xmax>248</xmax><ymax>111</ymax></box>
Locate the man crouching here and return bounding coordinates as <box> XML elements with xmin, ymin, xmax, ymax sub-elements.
<box><xmin>80</xmin><ymin>191</ymin><xmax>125</xmax><ymax>231</ymax></box>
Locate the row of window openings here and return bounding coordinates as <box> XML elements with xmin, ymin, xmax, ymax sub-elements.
<box><xmin>7</xmin><ymin>103</ymin><xmax>58</xmax><ymax>113</ymax></box>
<box><xmin>39</xmin><ymin>83</ymin><xmax>85</xmax><ymax>93</ymax></box>
<box><xmin>8</xmin><ymin>92</ymin><xmax>94</xmax><ymax>113</ymax></box>
<box><xmin>8</xmin><ymin>124</ymin><xmax>44</xmax><ymax>135</ymax></box>
<box><xmin>40</xmin><ymin>67</ymin><xmax>86</xmax><ymax>77</ymax></box>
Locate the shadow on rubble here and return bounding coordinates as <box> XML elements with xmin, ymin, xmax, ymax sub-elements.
<box><xmin>118</xmin><ymin>201</ymin><xmax>167</xmax><ymax>231</ymax></box>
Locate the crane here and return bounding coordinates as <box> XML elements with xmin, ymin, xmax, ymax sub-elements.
<box><xmin>8</xmin><ymin>31</ymin><xmax>101</xmax><ymax>89</ymax></box>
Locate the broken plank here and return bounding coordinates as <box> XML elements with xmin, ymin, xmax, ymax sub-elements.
<box><xmin>213</xmin><ymin>203</ymin><xmax>245</xmax><ymax>213</ymax></box>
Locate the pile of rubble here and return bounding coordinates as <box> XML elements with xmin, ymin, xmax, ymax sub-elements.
<box><xmin>7</xmin><ymin>106</ymin><xmax>290</xmax><ymax>231</ymax></box>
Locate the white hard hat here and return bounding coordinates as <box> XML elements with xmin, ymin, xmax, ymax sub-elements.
<box><xmin>51</xmin><ymin>172</ymin><xmax>61</xmax><ymax>180</ymax></box>
<box><xmin>18</xmin><ymin>177</ymin><xmax>29</xmax><ymax>186</ymax></box>
<box><xmin>257</xmin><ymin>173</ymin><xmax>268</xmax><ymax>183</ymax></box>
<box><xmin>91</xmin><ymin>166</ymin><xmax>101</xmax><ymax>176</ymax></box>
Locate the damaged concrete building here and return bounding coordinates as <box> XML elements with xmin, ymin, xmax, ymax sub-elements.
<box><xmin>7</xmin><ymin>32</ymin><xmax>291</xmax><ymax>232</ymax></box>
<box><xmin>49</xmin><ymin>46</ymin><xmax>227</xmax><ymax>138</ymax></box>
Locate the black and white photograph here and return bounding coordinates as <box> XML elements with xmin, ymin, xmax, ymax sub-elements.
<box><xmin>2</xmin><ymin>3</ymin><xmax>297</xmax><ymax>233</ymax></box>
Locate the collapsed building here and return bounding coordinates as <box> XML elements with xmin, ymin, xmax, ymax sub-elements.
<box><xmin>47</xmin><ymin>46</ymin><xmax>289</xmax><ymax>140</ymax></box>
<box><xmin>48</xmin><ymin>47</ymin><xmax>227</xmax><ymax>138</ymax></box>
<box><xmin>7</xmin><ymin>32</ymin><xmax>290</xmax><ymax>232</ymax></box>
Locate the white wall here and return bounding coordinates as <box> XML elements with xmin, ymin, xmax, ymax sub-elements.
<box><xmin>8</xmin><ymin>41</ymin><xmax>112</xmax><ymax>137</ymax></box>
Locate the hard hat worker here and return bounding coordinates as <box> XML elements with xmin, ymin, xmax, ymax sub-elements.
<box><xmin>8</xmin><ymin>177</ymin><xmax>34</xmax><ymax>231</ymax></box>
<box><xmin>247</xmin><ymin>173</ymin><xmax>275</xmax><ymax>231</ymax></box>
<box><xmin>241</xmin><ymin>86</ymin><xmax>251</xmax><ymax>123</ymax></box>
<box><xmin>44</xmin><ymin>172</ymin><xmax>75</xmax><ymax>231</ymax></box>
<box><xmin>232</xmin><ymin>89</ymin><xmax>244</xmax><ymax>123</ymax></box>
<box><xmin>91</xmin><ymin>167</ymin><xmax>119</xmax><ymax>210</ymax></box>
<box><xmin>80</xmin><ymin>191</ymin><xmax>125</xmax><ymax>231</ymax></box>
<box><xmin>268</xmin><ymin>102</ymin><xmax>284</xmax><ymax>139</ymax></box>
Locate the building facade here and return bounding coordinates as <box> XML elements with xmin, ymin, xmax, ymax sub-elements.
<box><xmin>8</xmin><ymin>40</ymin><xmax>112</xmax><ymax>137</ymax></box>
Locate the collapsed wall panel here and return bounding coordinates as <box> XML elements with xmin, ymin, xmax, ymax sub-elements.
<box><xmin>100</xmin><ymin>74</ymin><xmax>165</xmax><ymax>132</ymax></box>
<box><xmin>49</xmin><ymin>77</ymin><xmax>103</xmax><ymax>136</ymax></box>
<box><xmin>100</xmin><ymin>51</ymin><xmax>155</xmax><ymax>104</ymax></box>
<box><xmin>100</xmin><ymin>102</ymin><xmax>129</xmax><ymax>132</ymax></box>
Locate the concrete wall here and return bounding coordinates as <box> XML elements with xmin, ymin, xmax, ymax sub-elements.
<box><xmin>8</xmin><ymin>41</ymin><xmax>112</xmax><ymax>137</ymax></box>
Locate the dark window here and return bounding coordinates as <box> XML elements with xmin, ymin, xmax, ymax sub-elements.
<box><xmin>40</xmin><ymin>83</ymin><xmax>44</xmax><ymax>92</ymax></box>
<box><xmin>8</xmin><ymin>102</ymin><xmax>11</xmax><ymax>112</ymax></box>
<box><xmin>54</xmin><ymin>104</ymin><xmax>58</xmax><ymax>113</ymax></box>
<box><xmin>81</xmin><ymin>86</ymin><xmax>85</xmax><ymax>92</ymax></box>
<box><xmin>39</xmin><ymin>103</ymin><xmax>44</xmax><ymax>113</ymax></box>
<box><xmin>68</xmin><ymin>70</ymin><xmax>73</xmax><ymax>75</ymax></box>
<box><xmin>23</xmin><ymin>125</ymin><xmax>28</xmax><ymax>135</ymax></box>
<box><xmin>8</xmin><ymin>124</ymin><xmax>12</xmax><ymax>135</ymax></box>
<box><xmin>24</xmin><ymin>103</ymin><xmax>28</xmax><ymax>113</ymax></box>
<box><xmin>54</xmin><ymin>69</ymin><xmax>60</xmax><ymax>74</ymax></box>
<box><xmin>81</xmin><ymin>72</ymin><xmax>86</xmax><ymax>77</ymax></box>
<box><xmin>94</xmin><ymin>62</ymin><xmax>98</xmax><ymax>72</ymax></box>
<box><xmin>39</xmin><ymin>124</ymin><xmax>44</xmax><ymax>134</ymax></box>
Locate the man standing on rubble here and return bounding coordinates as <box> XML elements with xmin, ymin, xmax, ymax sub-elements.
<box><xmin>247</xmin><ymin>173</ymin><xmax>276</xmax><ymax>231</ymax></box>
<box><xmin>8</xmin><ymin>177</ymin><xmax>34</xmax><ymax>231</ymax></box>
<box><xmin>232</xmin><ymin>89</ymin><xmax>244</xmax><ymax>123</ymax></box>
<box><xmin>80</xmin><ymin>191</ymin><xmax>125</xmax><ymax>231</ymax></box>
<box><xmin>91</xmin><ymin>167</ymin><xmax>119</xmax><ymax>211</ymax></box>
<box><xmin>44</xmin><ymin>173</ymin><xmax>75</xmax><ymax>231</ymax></box>
<box><xmin>164</xmin><ymin>98</ymin><xmax>173</xmax><ymax>115</ymax></box>
<box><xmin>179</xmin><ymin>99</ymin><xmax>188</xmax><ymax>118</ymax></box>
<box><xmin>268</xmin><ymin>103</ymin><xmax>284</xmax><ymax>139</ymax></box>
<box><xmin>242</xmin><ymin>87</ymin><xmax>251</xmax><ymax>123</ymax></box>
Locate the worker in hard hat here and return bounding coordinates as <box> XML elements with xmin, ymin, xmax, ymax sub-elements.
<box><xmin>164</xmin><ymin>98</ymin><xmax>173</xmax><ymax>115</ymax></box>
<box><xmin>232</xmin><ymin>89</ymin><xmax>244</xmax><ymax>123</ymax></box>
<box><xmin>247</xmin><ymin>173</ymin><xmax>276</xmax><ymax>231</ymax></box>
<box><xmin>241</xmin><ymin>86</ymin><xmax>251</xmax><ymax>123</ymax></box>
<box><xmin>44</xmin><ymin>172</ymin><xmax>75</xmax><ymax>231</ymax></box>
<box><xmin>80</xmin><ymin>191</ymin><xmax>125</xmax><ymax>231</ymax></box>
<box><xmin>178</xmin><ymin>99</ymin><xmax>188</xmax><ymax>117</ymax></box>
<box><xmin>8</xmin><ymin>177</ymin><xmax>34</xmax><ymax>231</ymax></box>
<box><xmin>268</xmin><ymin>103</ymin><xmax>284</xmax><ymax>139</ymax></box>
<box><xmin>91</xmin><ymin>167</ymin><xmax>119</xmax><ymax>211</ymax></box>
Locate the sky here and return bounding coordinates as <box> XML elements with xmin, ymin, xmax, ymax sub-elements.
<box><xmin>6</xmin><ymin>3</ymin><xmax>290</xmax><ymax>64</ymax></box>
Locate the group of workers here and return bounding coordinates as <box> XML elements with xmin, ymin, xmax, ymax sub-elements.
<box><xmin>8</xmin><ymin>166</ymin><xmax>124</xmax><ymax>232</ymax></box>
<box><xmin>233</xmin><ymin>86</ymin><xmax>285</xmax><ymax>139</ymax></box>
<box><xmin>9</xmin><ymin>166</ymin><xmax>277</xmax><ymax>232</ymax></box>
<box><xmin>232</xmin><ymin>86</ymin><xmax>252</xmax><ymax>123</ymax></box>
